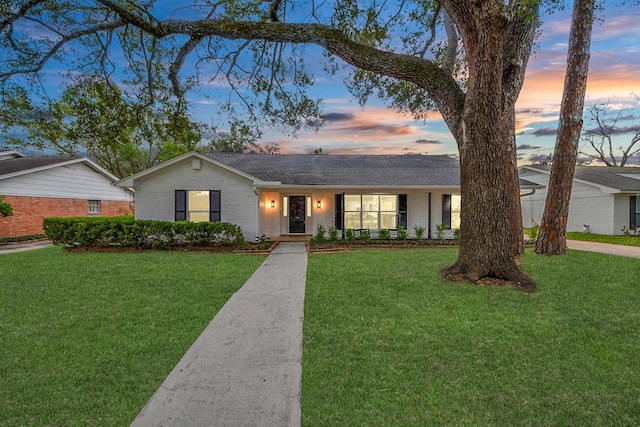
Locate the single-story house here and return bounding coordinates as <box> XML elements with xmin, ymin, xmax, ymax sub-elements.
<box><xmin>0</xmin><ymin>150</ymin><xmax>134</xmax><ymax>238</ymax></box>
<box><xmin>116</xmin><ymin>151</ymin><xmax>541</xmax><ymax>241</ymax></box>
<box><xmin>519</xmin><ymin>164</ymin><xmax>640</xmax><ymax>235</ymax></box>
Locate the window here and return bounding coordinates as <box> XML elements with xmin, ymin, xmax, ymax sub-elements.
<box><xmin>88</xmin><ymin>200</ymin><xmax>101</xmax><ymax>214</ymax></box>
<box><xmin>344</xmin><ymin>194</ymin><xmax>398</xmax><ymax>230</ymax></box>
<box><xmin>442</xmin><ymin>194</ymin><xmax>461</xmax><ymax>229</ymax></box>
<box><xmin>175</xmin><ymin>190</ymin><xmax>221</xmax><ymax>222</ymax></box>
<box><xmin>632</xmin><ymin>196</ymin><xmax>639</xmax><ymax>229</ymax></box>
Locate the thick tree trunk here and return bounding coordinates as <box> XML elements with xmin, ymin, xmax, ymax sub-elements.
<box><xmin>442</xmin><ymin>6</ymin><xmax>534</xmax><ymax>291</ymax></box>
<box><xmin>536</xmin><ymin>0</ymin><xmax>594</xmax><ymax>255</ymax></box>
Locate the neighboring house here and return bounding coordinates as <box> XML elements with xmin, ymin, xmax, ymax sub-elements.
<box><xmin>116</xmin><ymin>151</ymin><xmax>541</xmax><ymax>241</ymax></box>
<box><xmin>0</xmin><ymin>150</ymin><xmax>134</xmax><ymax>238</ymax></box>
<box><xmin>519</xmin><ymin>165</ymin><xmax>640</xmax><ymax>235</ymax></box>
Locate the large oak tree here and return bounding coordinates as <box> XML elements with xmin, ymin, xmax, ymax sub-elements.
<box><xmin>1</xmin><ymin>0</ymin><xmax>545</xmax><ymax>290</ymax></box>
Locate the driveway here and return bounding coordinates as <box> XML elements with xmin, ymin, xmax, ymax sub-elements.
<box><xmin>0</xmin><ymin>240</ymin><xmax>53</xmax><ymax>254</ymax></box>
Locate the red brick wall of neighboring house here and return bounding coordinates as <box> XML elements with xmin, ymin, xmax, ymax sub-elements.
<box><xmin>0</xmin><ymin>195</ymin><xmax>133</xmax><ymax>238</ymax></box>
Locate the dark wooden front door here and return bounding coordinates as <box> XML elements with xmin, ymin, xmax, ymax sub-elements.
<box><xmin>289</xmin><ymin>196</ymin><xmax>306</xmax><ymax>233</ymax></box>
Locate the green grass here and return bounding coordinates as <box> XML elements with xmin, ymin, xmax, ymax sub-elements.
<box><xmin>0</xmin><ymin>247</ymin><xmax>266</xmax><ymax>426</ymax></box>
<box><xmin>566</xmin><ymin>231</ymin><xmax>640</xmax><ymax>247</ymax></box>
<box><xmin>303</xmin><ymin>248</ymin><xmax>640</xmax><ymax>426</ymax></box>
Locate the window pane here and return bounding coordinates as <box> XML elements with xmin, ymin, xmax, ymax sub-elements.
<box><xmin>345</xmin><ymin>212</ymin><xmax>361</xmax><ymax>229</ymax></box>
<box><xmin>380</xmin><ymin>212</ymin><xmax>397</xmax><ymax>229</ymax></box>
<box><xmin>362</xmin><ymin>195</ymin><xmax>379</xmax><ymax>212</ymax></box>
<box><xmin>189</xmin><ymin>212</ymin><xmax>210</xmax><ymax>223</ymax></box>
<box><xmin>362</xmin><ymin>212</ymin><xmax>378</xmax><ymax>229</ymax></box>
<box><xmin>188</xmin><ymin>191</ymin><xmax>210</xmax><ymax>211</ymax></box>
<box><xmin>451</xmin><ymin>194</ymin><xmax>461</xmax><ymax>229</ymax></box>
<box><xmin>380</xmin><ymin>195</ymin><xmax>397</xmax><ymax>211</ymax></box>
<box><xmin>345</xmin><ymin>195</ymin><xmax>361</xmax><ymax>211</ymax></box>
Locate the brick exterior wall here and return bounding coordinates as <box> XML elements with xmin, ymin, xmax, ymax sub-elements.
<box><xmin>0</xmin><ymin>195</ymin><xmax>133</xmax><ymax>238</ymax></box>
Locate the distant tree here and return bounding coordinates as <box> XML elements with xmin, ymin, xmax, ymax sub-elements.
<box><xmin>536</xmin><ymin>0</ymin><xmax>596</xmax><ymax>256</ymax></box>
<box><xmin>206</xmin><ymin>120</ymin><xmax>280</xmax><ymax>154</ymax></box>
<box><xmin>313</xmin><ymin>148</ymin><xmax>324</xmax><ymax>154</ymax></box>
<box><xmin>2</xmin><ymin>77</ymin><xmax>204</xmax><ymax>178</ymax></box>
<box><xmin>0</xmin><ymin>195</ymin><xmax>13</xmax><ymax>217</ymax></box>
<box><xmin>579</xmin><ymin>96</ymin><xmax>640</xmax><ymax>167</ymax></box>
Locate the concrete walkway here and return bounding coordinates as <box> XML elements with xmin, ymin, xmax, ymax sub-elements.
<box><xmin>566</xmin><ymin>239</ymin><xmax>640</xmax><ymax>259</ymax></box>
<box><xmin>130</xmin><ymin>241</ymin><xmax>308</xmax><ymax>427</ymax></box>
<box><xmin>0</xmin><ymin>239</ymin><xmax>52</xmax><ymax>254</ymax></box>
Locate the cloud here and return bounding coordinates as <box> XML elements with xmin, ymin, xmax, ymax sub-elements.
<box><xmin>322</xmin><ymin>112</ymin><xmax>355</xmax><ymax>122</ymax></box>
<box><xmin>584</xmin><ymin>125</ymin><xmax>640</xmax><ymax>136</ymax></box>
<box><xmin>517</xmin><ymin>144</ymin><xmax>543</xmax><ymax>150</ymax></box>
<box><xmin>530</xmin><ymin>127</ymin><xmax>557</xmax><ymax>137</ymax></box>
<box><xmin>415</xmin><ymin>139</ymin><xmax>443</xmax><ymax>145</ymax></box>
<box><xmin>528</xmin><ymin>154</ymin><xmax>552</xmax><ymax>163</ymax></box>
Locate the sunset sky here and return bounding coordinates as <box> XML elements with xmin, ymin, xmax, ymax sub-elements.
<box><xmin>3</xmin><ymin>2</ymin><xmax>639</xmax><ymax>164</ymax></box>
<box><xmin>186</xmin><ymin>2</ymin><xmax>639</xmax><ymax>164</ymax></box>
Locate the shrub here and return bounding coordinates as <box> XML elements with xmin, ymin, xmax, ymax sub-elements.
<box><xmin>435</xmin><ymin>222</ymin><xmax>447</xmax><ymax>240</ymax></box>
<box><xmin>328</xmin><ymin>226</ymin><xmax>339</xmax><ymax>242</ymax></box>
<box><xmin>454</xmin><ymin>228</ymin><xmax>461</xmax><ymax>240</ymax></box>
<box><xmin>379</xmin><ymin>229</ymin><xmax>390</xmax><ymax>240</ymax></box>
<box><xmin>360</xmin><ymin>229</ymin><xmax>371</xmax><ymax>242</ymax></box>
<box><xmin>42</xmin><ymin>217</ymin><xmax>245</xmax><ymax>249</ymax></box>
<box><xmin>397</xmin><ymin>225</ymin><xmax>408</xmax><ymax>240</ymax></box>
<box><xmin>0</xmin><ymin>195</ymin><xmax>13</xmax><ymax>217</ymax></box>
<box><xmin>414</xmin><ymin>225</ymin><xmax>426</xmax><ymax>239</ymax></box>
<box><xmin>313</xmin><ymin>224</ymin><xmax>327</xmax><ymax>243</ymax></box>
<box><xmin>345</xmin><ymin>229</ymin><xmax>355</xmax><ymax>243</ymax></box>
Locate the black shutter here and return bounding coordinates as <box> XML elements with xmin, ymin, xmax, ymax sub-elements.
<box><xmin>210</xmin><ymin>190</ymin><xmax>221</xmax><ymax>222</ymax></box>
<box><xmin>398</xmin><ymin>194</ymin><xmax>408</xmax><ymax>229</ymax></box>
<box><xmin>631</xmin><ymin>196</ymin><xmax>637</xmax><ymax>229</ymax></box>
<box><xmin>175</xmin><ymin>190</ymin><xmax>186</xmax><ymax>221</ymax></box>
<box><xmin>442</xmin><ymin>194</ymin><xmax>452</xmax><ymax>229</ymax></box>
<box><xmin>335</xmin><ymin>193</ymin><xmax>344</xmax><ymax>230</ymax></box>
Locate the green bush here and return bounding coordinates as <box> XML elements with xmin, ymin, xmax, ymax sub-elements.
<box><xmin>0</xmin><ymin>195</ymin><xmax>13</xmax><ymax>217</ymax></box>
<box><xmin>328</xmin><ymin>226</ymin><xmax>339</xmax><ymax>242</ymax></box>
<box><xmin>414</xmin><ymin>225</ymin><xmax>426</xmax><ymax>239</ymax></box>
<box><xmin>360</xmin><ymin>229</ymin><xmax>371</xmax><ymax>242</ymax></box>
<box><xmin>345</xmin><ymin>229</ymin><xmax>355</xmax><ymax>243</ymax></box>
<box><xmin>379</xmin><ymin>229</ymin><xmax>390</xmax><ymax>240</ymax></box>
<box><xmin>42</xmin><ymin>217</ymin><xmax>245</xmax><ymax>249</ymax></box>
<box><xmin>313</xmin><ymin>224</ymin><xmax>327</xmax><ymax>243</ymax></box>
<box><xmin>397</xmin><ymin>225</ymin><xmax>408</xmax><ymax>240</ymax></box>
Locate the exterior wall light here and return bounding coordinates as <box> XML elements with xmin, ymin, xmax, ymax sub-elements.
<box><xmin>317</xmin><ymin>200</ymin><xmax>322</xmax><ymax>209</ymax></box>
<box><xmin>271</xmin><ymin>200</ymin><xmax>275</xmax><ymax>208</ymax></box>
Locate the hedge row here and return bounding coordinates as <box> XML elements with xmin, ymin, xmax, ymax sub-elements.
<box><xmin>42</xmin><ymin>216</ymin><xmax>245</xmax><ymax>249</ymax></box>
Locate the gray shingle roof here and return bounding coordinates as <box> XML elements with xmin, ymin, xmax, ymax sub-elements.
<box><xmin>0</xmin><ymin>156</ymin><xmax>78</xmax><ymax>178</ymax></box>
<box><xmin>526</xmin><ymin>165</ymin><xmax>640</xmax><ymax>192</ymax></box>
<box><xmin>206</xmin><ymin>153</ymin><xmax>461</xmax><ymax>186</ymax></box>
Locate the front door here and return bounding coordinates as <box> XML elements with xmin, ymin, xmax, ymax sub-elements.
<box><xmin>289</xmin><ymin>196</ymin><xmax>306</xmax><ymax>233</ymax></box>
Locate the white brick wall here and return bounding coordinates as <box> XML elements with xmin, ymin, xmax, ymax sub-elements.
<box><xmin>134</xmin><ymin>157</ymin><xmax>259</xmax><ymax>240</ymax></box>
<box><xmin>519</xmin><ymin>168</ymin><xmax>624</xmax><ymax>235</ymax></box>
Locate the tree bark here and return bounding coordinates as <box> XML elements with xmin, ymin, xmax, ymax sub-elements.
<box><xmin>536</xmin><ymin>0</ymin><xmax>595</xmax><ymax>255</ymax></box>
<box><xmin>441</xmin><ymin>3</ymin><xmax>535</xmax><ymax>290</ymax></box>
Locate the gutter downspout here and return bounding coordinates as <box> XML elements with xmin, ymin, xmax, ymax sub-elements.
<box><xmin>428</xmin><ymin>192</ymin><xmax>432</xmax><ymax>239</ymax></box>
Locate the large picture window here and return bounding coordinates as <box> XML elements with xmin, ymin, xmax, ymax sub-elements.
<box><xmin>344</xmin><ymin>194</ymin><xmax>398</xmax><ymax>230</ymax></box>
<box><xmin>175</xmin><ymin>190</ymin><xmax>221</xmax><ymax>222</ymax></box>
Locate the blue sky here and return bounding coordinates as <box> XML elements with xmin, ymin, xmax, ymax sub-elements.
<box><xmin>184</xmin><ymin>2</ymin><xmax>639</xmax><ymax>163</ymax></box>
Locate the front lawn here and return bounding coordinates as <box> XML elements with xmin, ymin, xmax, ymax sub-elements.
<box><xmin>566</xmin><ymin>231</ymin><xmax>640</xmax><ymax>247</ymax></box>
<box><xmin>0</xmin><ymin>247</ymin><xmax>266</xmax><ymax>426</ymax></box>
<box><xmin>303</xmin><ymin>248</ymin><xmax>640</xmax><ymax>425</ymax></box>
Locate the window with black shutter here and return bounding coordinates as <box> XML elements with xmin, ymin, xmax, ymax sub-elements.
<box><xmin>398</xmin><ymin>194</ymin><xmax>408</xmax><ymax>229</ymax></box>
<box><xmin>334</xmin><ymin>193</ymin><xmax>344</xmax><ymax>230</ymax></box>
<box><xmin>175</xmin><ymin>190</ymin><xmax>187</xmax><ymax>221</ymax></box>
<box><xmin>210</xmin><ymin>190</ymin><xmax>221</xmax><ymax>222</ymax></box>
<box><xmin>442</xmin><ymin>194</ymin><xmax>452</xmax><ymax>229</ymax></box>
<box><xmin>631</xmin><ymin>196</ymin><xmax>638</xmax><ymax>229</ymax></box>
